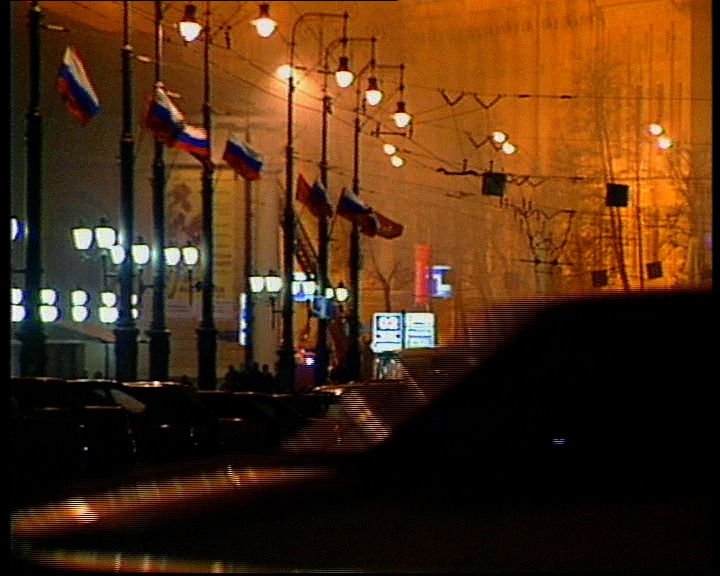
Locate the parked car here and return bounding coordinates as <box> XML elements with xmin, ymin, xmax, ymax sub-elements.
<box><xmin>195</xmin><ymin>390</ymin><xmax>308</xmax><ymax>453</ymax></box>
<box><xmin>10</xmin><ymin>290</ymin><xmax>713</xmax><ymax>573</ymax></box>
<box><xmin>10</xmin><ymin>390</ymin><xmax>84</xmax><ymax>505</ymax></box>
<box><xmin>10</xmin><ymin>376</ymin><xmax>136</xmax><ymax>473</ymax></box>
<box><xmin>115</xmin><ymin>381</ymin><xmax>221</xmax><ymax>460</ymax></box>
<box><xmin>272</xmin><ymin>391</ymin><xmax>338</xmax><ymax>418</ymax></box>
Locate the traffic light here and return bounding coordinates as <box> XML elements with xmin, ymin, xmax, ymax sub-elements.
<box><xmin>606</xmin><ymin>183</ymin><xmax>629</xmax><ymax>207</ymax></box>
<box><xmin>482</xmin><ymin>171</ymin><xmax>507</xmax><ymax>196</ymax></box>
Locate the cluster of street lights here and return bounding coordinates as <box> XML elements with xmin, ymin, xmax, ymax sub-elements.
<box><xmin>16</xmin><ymin>2</ymin><xmax>411</xmax><ymax>389</ymax></box>
<box><xmin>278</xmin><ymin>14</ymin><xmax>413</xmax><ymax>388</ymax></box>
<box><xmin>71</xmin><ymin>220</ymin><xmax>200</xmax><ymax>305</ymax></box>
<box><xmin>12</xmin><ymin>215</ymin><xmax>200</xmax><ymax>327</ymax></box>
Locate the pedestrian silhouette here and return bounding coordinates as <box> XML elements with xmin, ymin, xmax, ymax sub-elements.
<box><xmin>222</xmin><ymin>364</ymin><xmax>241</xmax><ymax>391</ymax></box>
<box><xmin>260</xmin><ymin>363</ymin><xmax>276</xmax><ymax>394</ymax></box>
<box><xmin>244</xmin><ymin>362</ymin><xmax>263</xmax><ymax>392</ymax></box>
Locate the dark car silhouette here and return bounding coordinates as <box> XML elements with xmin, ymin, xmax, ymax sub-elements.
<box><xmin>195</xmin><ymin>391</ymin><xmax>308</xmax><ymax>453</ymax></box>
<box><xmin>114</xmin><ymin>381</ymin><xmax>221</xmax><ymax>460</ymax></box>
<box><xmin>10</xmin><ymin>376</ymin><xmax>136</xmax><ymax>474</ymax></box>
<box><xmin>11</xmin><ymin>290</ymin><xmax>713</xmax><ymax>573</ymax></box>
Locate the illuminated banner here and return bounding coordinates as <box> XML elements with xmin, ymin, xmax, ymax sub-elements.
<box><xmin>414</xmin><ymin>244</ymin><xmax>432</xmax><ymax>305</ymax></box>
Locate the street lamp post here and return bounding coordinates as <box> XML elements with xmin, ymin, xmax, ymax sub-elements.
<box><xmin>114</xmin><ymin>0</ymin><xmax>139</xmax><ymax>383</ymax></box>
<box><xmin>281</xmin><ymin>10</ymin><xmax>348</xmax><ymax>394</ymax></box>
<box><xmin>315</xmin><ymin>33</ymin><xmax>372</xmax><ymax>387</ymax></box>
<box><xmin>196</xmin><ymin>1</ymin><xmax>218</xmax><ymax>390</ymax></box>
<box><xmin>147</xmin><ymin>0</ymin><xmax>170</xmax><ymax>381</ymax></box>
<box><xmin>347</xmin><ymin>39</ymin><xmax>380</xmax><ymax>383</ymax></box>
<box><xmin>18</xmin><ymin>1</ymin><xmax>47</xmax><ymax>377</ymax></box>
<box><xmin>347</xmin><ymin>55</ymin><xmax>412</xmax><ymax>383</ymax></box>
<box><xmin>179</xmin><ymin>1</ymin><xmax>217</xmax><ymax>389</ymax></box>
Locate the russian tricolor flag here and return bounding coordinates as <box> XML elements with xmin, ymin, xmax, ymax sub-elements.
<box><xmin>223</xmin><ymin>134</ymin><xmax>264</xmax><ymax>181</ymax></box>
<box><xmin>337</xmin><ymin>189</ymin><xmax>372</xmax><ymax>221</ymax></box>
<box><xmin>144</xmin><ymin>85</ymin><xmax>186</xmax><ymax>145</ymax></box>
<box><xmin>174</xmin><ymin>124</ymin><xmax>210</xmax><ymax>159</ymax></box>
<box><xmin>56</xmin><ymin>46</ymin><xmax>102</xmax><ymax>125</ymax></box>
<box><xmin>296</xmin><ymin>175</ymin><xmax>333</xmax><ymax>219</ymax></box>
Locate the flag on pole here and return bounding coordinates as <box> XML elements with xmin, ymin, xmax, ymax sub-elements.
<box><xmin>296</xmin><ymin>175</ymin><xmax>334</xmax><ymax>219</ymax></box>
<box><xmin>367</xmin><ymin>210</ymin><xmax>404</xmax><ymax>239</ymax></box>
<box><xmin>56</xmin><ymin>46</ymin><xmax>102</xmax><ymax>125</ymax></box>
<box><xmin>336</xmin><ymin>189</ymin><xmax>372</xmax><ymax>221</ymax></box>
<box><xmin>222</xmin><ymin>134</ymin><xmax>264</xmax><ymax>181</ymax></box>
<box><xmin>174</xmin><ymin>124</ymin><xmax>210</xmax><ymax>159</ymax></box>
<box><xmin>144</xmin><ymin>85</ymin><xmax>186</xmax><ymax>145</ymax></box>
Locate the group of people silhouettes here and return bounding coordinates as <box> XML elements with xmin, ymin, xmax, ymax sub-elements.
<box><xmin>221</xmin><ymin>362</ymin><xmax>277</xmax><ymax>394</ymax></box>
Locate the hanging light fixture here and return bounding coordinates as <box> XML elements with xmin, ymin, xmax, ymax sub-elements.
<box><xmin>383</xmin><ymin>142</ymin><xmax>398</xmax><ymax>155</ymax></box>
<box><xmin>391</xmin><ymin>63</ymin><xmax>411</xmax><ymax>128</ymax></box>
<box><xmin>179</xmin><ymin>4</ymin><xmax>203</xmax><ymax>42</ymax></box>
<box><xmin>335</xmin><ymin>55</ymin><xmax>354</xmax><ymax>88</ymax></box>
<box><xmin>251</xmin><ymin>3</ymin><xmax>277</xmax><ymax>38</ymax></box>
<box><xmin>501</xmin><ymin>141</ymin><xmax>518</xmax><ymax>155</ymax></box>
<box><xmin>365</xmin><ymin>76</ymin><xmax>383</xmax><ymax>106</ymax></box>
<box><xmin>393</xmin><ymin>101</ymin><xmax>411</xmax><ymax>128</ymax></box>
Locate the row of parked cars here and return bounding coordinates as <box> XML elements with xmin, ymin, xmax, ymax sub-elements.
<box><xmin>10</xmin><ymin>376</ymin><xmax>337</xmax><ymax>502</ymax></box>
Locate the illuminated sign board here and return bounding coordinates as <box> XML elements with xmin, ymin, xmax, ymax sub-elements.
<box><xmin>371</xmin><ymin>312</ymin><xmax>436</xmax><ymax>353</ymax></box>
<box><xmin>404</xmin><ymin>312</ymin><xmax>436</xmax><ymax>349</ymax></box>
<box><xmin>370</xmin><ymin>312</ymin><xmax>404</xmax><ymax>353</ymax></box>
<box><xmin>431</xmin><ymin>265</ymin><xmax>453</xmax><ymax>299</ymax></box>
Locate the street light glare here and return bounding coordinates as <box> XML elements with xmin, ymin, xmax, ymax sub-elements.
<box><xmin>657</xmin><ymin>135</ymin><xmax>674</xmax><ymax>150</ymax></box>
<box><xmin>251</xmin><ymin>3</ymin><xmax>277</xmax><ymax>38</ymax></box>
<box><xmin>179</xmin><ymin>4</ymin><xmax>203</xmax><ymax>42</ymax></box>
<box><xmin>383</xmin><ymin>143</ymin><xmax>398</xmax><ymax>155</ymax></box>
<box><xmin>365</xmin><ymin>77</ymin><xmax>383</xmax><ymax>106</ymax></box>
<box><xmin>393</xmin><ymin>102</ymin><xmax>412</xmax><ymax>129</ymax></box>
<box><xmin>501</xmin><ymin>141</ymin><xmax>518</xmax><ymax>155</ymax></box>
<box><xmin>335</xmin><ymin>56</ymin><xmax>355</xmax><ymax>88</ymax></box>
<box><xmin>492</xmin><ymin>131</ymin><xmax>508</xmax><ymax>144</ymax></box>
<box><xmin>648</xmin><ymin>123</ymin><xmax>665</xmax><ymax>136</ymax></box>
<box><xmin>277</xmin><ymin>64</ymin><xmax>293</xmax><ymax>81</ymax></box>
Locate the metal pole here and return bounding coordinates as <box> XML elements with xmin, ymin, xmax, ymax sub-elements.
<box><xmin>347</xmin><ymin>87</ymin><xmax>362</xmax><ymax>382</ymax></box>
<box><xmin>244</xmin><ymin>126</ymin><xmax>255</xmax><ymax>368</ymax></box>
<box><xmin>347</xmin><ymin>41</ymin><xmax>377</xmax><ymax>383</ymax></box>
<box><xmin>18</xmin><ymin>0</ymin><xmax>47</xmax><ymax>377</ymax></box>
<box><xmin>315</xmin><ymin>27</ymin><xmax>359</xmax><ymax>388</ymax></box>
<box><xmin>147</xmin><ymin>0</ymin><xmax>170</xmax><ymax>380</ymax></box>
<box><xmin>315</xmin><ymin>60</ymin><xmax>332</xmax><ymax>387</ymax></box>
<box><xmin>114</xmin><ymin>0</ymin><xmax>139</xmax><ymax>383</ymax></box>
<box><xmin>280</xmin><ymin>21</ymin><xmax>297</xmax><ymax>394</ymax></box>
<box><xmin>281</xmin><ymin>11</ymin><xmax>347</xmax><ymax>394</ymax></box>
<box><xmin>196</xmin><ymin>0</ymin><xmax>218</xmax><ymax>390</ymax></box>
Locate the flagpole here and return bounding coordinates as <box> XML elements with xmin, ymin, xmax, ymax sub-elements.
<box><xmin>243</xmin><ymin>125</ymin><xmax>256</xmax><ymax>368</ymax></box>
<box><xmin>18</xmin><ymin>0</ymin><xmax>47</xmax><ymax>377</ymax></box>
<box><xmin>147</xmin><ymin>0</ymin><xmax>170</xmax><ymax>381</ymax></box>
<box><xmin>114</xmin><ymin>0</ymin><xmax>139</xmax><ymax>382</ymax></box>
<box><xmin>316</xmin><ymin>30</ymin><xmax>369</xmax><ymax>388</ymax></box>
<box><xmin>196</xmin><ymin>0</ymin><xmax>218</xmax><ymax>390</ymax></box>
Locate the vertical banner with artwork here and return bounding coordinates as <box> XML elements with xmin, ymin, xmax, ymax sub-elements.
<box><xmin>414</xmin><ymin>244</ymin><xmax>432</xmax><ymax>306</ymax></box>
